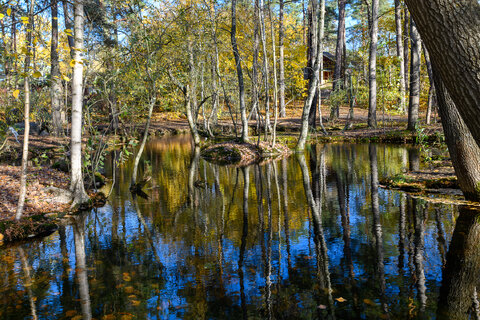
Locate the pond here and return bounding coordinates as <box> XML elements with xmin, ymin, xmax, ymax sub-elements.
<box><xmin>1</xmin><ymin>135</ymin><xmax>478</xmax><ymax>319</ymax></box>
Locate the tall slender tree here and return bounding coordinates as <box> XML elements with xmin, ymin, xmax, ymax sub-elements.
<box><xmin>297</xmin><ymin>0</ymin><xmax>325</xmax><ymax>151</ymax></box>
<box><xmin>330</xmin><ymin>0</ymin><xmax>346</xmax><ymax>120</ymax></box>
<box><xmin>407</xmin><ymin>19</ymin><xmax>420</xmax><ymax>131</ymax></box>
<box><xmin>70</xmin><ymin>0</ymin><xmax>90</xmax><ymax>206</ymax></box>
<box><xmin>278</xmin><ymin>0</ymin><xmax>286</xmax><ymax>118</ymax></box>
<box><xmin>231</xmin><ymin>0</ymin><xmax>249</xmax><ymax>143</ymax></box>
<box><xmin>51</xmin><ymin>0</ymin><xmax>64</xmax><ymax>136</ymax></box>
<box><xmin>16</xmin><ymin>0</ymin><xmax>36</xmax><ymax>220</ymax></box>
<box><xmin>367</xmin><ymin>0</ymin><xmax>379</xmax><ymax>128</ymax></box>
<box><xmin>394</xmin><ymin>0</ymin><xmax>406</xmax><ymax>113</ymax></box>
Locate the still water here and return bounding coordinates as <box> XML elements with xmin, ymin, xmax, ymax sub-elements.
<box><xmin>1</xmin><ymin>135</ymin><xmax>479</xmax><ymax>319</ymax></box>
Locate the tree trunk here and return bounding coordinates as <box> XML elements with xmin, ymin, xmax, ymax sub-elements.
<box><xmin>70</xmin><ymin>0</ymin><xmax>90</xmax><ymax>206</ymax></box>
<box><xmin>423</xmin><ymin>44</ymin><xmax>435</xmax><ymax>125</ymax></box>
<box><xmin>407</xmin><ymin>19</ymin><xmax>420</xmax><ymax>131</ymax></box>
<box><xmin>251</xmin><ymin>0</ymin><xmax>260</xmax><ymax>125</ymax></box>
<box><xmin>403</xmin><ymin>0</ymin><xmax>480</xmax><ymax>148</ymax></box>
<box><xmin>62</xmin><ymin>0</ymin><xmax>75</xmax><ymax>57</ymax></box>
<box><xmin>433</xmin><ymin>70</ymin><xmax>480</xmax><ymax>201</ymax></box>
<box><xmin>231</xmin><ymin>0</ymin><xmax>249</xmax><ymax>143</ymax></box>
<box><xmin>259</xmin><ymin>0</ymin><xmax>271</xmax><ymax>136</ymax></box>
<box><xmin>306</xmin><ymin>0</ymin><xmax>318</xmax><ymax>129</ymax></box>
<box><xmin>394</xmin><ymin>0</ymin><xmax>406</xmax><ymax>113</ymax></box>
<box><xmin>51</xmin><ymin>0</ymin><xmax>64</xmax><ymax>137</ymax></box>
<box><xmin>15</xmin><ymin>0</ymin><xmax>35</xmax><ymax>221</ymax></box>
<box><xmin>278</xmin><ymin>0</ymin><xmax>286</xmax><ymax>118</ymax></box>
<box><xmin>296</xmin><ymin>0</ymin><xmax>324</xmax><ymax>151</ymax></box>
<box><xmin>403</xmin><ymin>7</ymin><xmax>409</xmax><ymax>92</ymax></box>
<box><xmin>187</xmin><ymin>39</ymin><xmax>201</xmax><ymax>145</ymax></box>
<box><xmin>131</xmin><ymin>95</ymin><xmax>156</xmax><ymax>188</ymax></box>
<box><xmin>332</xmin><ymin>0</ymin><xmax>346</xmax><ymax>94</ymax></box>
<box><xmin>367</xmin><ymin>0</ymin><xmax>379</xmax><ymax>128</ymax></box>
<box><xmin>269</xmin><ymin>2</ymin><xmax>279</xmax><ymax>146</ymax></box>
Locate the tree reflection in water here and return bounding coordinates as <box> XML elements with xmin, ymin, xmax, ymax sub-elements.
<box><xmin>437</xmin><ymin>206</ymin><xmax>480</xmax><ymax>320</ymax></box>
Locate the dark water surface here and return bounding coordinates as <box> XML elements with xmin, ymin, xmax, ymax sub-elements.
<box><xmin>1</xmin><ymin>135</ymin><xmax>479</xmax><ymax>319</ymax></box>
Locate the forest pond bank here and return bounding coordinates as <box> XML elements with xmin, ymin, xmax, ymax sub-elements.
<box><xmin>0</xmin><ymin>135</ymin><xmax>477</xmax><ymax>319</ymax></box>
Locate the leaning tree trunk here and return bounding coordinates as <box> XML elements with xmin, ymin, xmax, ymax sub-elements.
<box><xmin>407</xmin><ymin>19</ymin><xmax>421</xmax><ymax>131</ymax></box>
<box><xmin>433</xmin><ymin>69</ymin><xmax>480</xmax><ymax>201</ymax></box>
<box><xmin>187</xmin><ymin>39</ymin><xmax>201</xmax><ymax>146</ymax></box>
<box><xmin>394</xmin><ymin>0</ymin><xmax>406</xmax><ymax>114</ymax></box>
<box><xmin>231</xmin><ymin>0</ymin><xmax>249</xmax><ymax>143</ymax></box>
<box><xmin>367</xmin><ymin>0</ymin><xmax>379</xmax><ymax>128</ymax></box>
<box><xmin>296</xmin><ymin>0</ymin><xmax>324</xmax><ymax>152</ymax></box>
<box><xmin>70</xmin><ymin>0</ymin><xmax>90</xmax><ymax>206</ymax></box>
<box><xmin>51</xmin><ymin>0</ymin><xmax>64</xmax><ymax>137</ymax></box>
<box><xmin>306</xmin><ymin>0</ymin><xmax>318</xmax><ymax>129</ymax></box>
<box><xmin>15</xmin><ymin>0</ymin><xmax>35</xmax><ymax>221</ymax></box>
<box><xmin>403</xmin><ymin>0</ymin><xmax>480</xmax><ymax>148</ymax></box>
<box><xmin>278</xmin><ymin>0</ymin><xmax>286</xmax><ymax>118</ymax></box>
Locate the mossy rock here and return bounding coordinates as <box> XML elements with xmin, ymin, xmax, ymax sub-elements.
<box><xmin>201</xmin><ymin>145</ymin><xmax>244</xmax><ymax>165</ymax></box>
<box><xmin>425</xmin><ymin>177</ymin><xmax>458</xmax><ymax>189</ymax></box>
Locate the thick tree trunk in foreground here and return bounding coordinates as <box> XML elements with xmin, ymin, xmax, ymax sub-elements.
<box><xmin>407</xmin><ymin>19</ymin><xmax>420</xmax><ymax>131</ymax></box>
<box><xmin>404</xmin><ymin>0</ymin><xmax>480</xmax><ymax>148</ymax></box>
<box><xmin>367</xmin><ymin>0</ymin><xmax>379</xmax><ymax>128</ymax></box>
<box><xmin>434</xmin><ymin>71</ymin><xmax>480</xmax><ymax>201</ymax></box>
<box><xmin>394</xmin><ymin>0</ymin><xmax>406</xmax><ymax>113</ymax></box>
<box><xmin>70</xmin><ymin>0</ymin><xmax>89</xmax><ymax>206</ymax></box>
<box><xmin>231</xmin><ymin>0</ymin><xmax>249</xmax><ymax>143</ymax></box>
<box><xmin>279</xmin><ymin>0</ymin><xmax>286</xmax><ymax>118</ymax></box>
<box><xmin>437</xmin><ymin>206</ymin><xmax>480</xmax><ymax>320</ymax></box>
<box><xmin>51</xmin><ymin>0</ymin><xmax>64</xmax><ymax>136</ymax></box>
<box><xmin>16</xmin><ymin>0</ymin><xmax>35</xmax><ymax>221</ymax></box>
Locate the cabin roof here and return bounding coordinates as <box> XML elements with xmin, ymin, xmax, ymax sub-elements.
<box><xmin>323</xmin><ymin>52</ymin><xmax>335</xmax><ymax>61</ymax></box>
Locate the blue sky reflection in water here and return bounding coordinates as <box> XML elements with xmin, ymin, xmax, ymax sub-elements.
<box><xmin>0</xmin><ymin>135</ymin><xmax>474</xmax><ymax>319</ymax></box>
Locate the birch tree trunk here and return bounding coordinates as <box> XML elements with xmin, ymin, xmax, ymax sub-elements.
<box><xmin>296</xmin><ymin>0</ymin><xmax>324</xmax><ymax>151</ymax></box>
<box><xmin>70</xmin><ymin>0</ymin><xmax>90</xmax><ymax>206</ymax></box>
<box><xmin>231</xmin><ymin>0</ymin><xmax>249</xmax><ymax>142</ymax></box>
<box><xmin>394</xmin><ymin>0</ymin><xmax>406</xmax><ymax>113</ymax></box>
<box><xmin>367</xmin><ymin>0</ymin><xmax>379</xmax><ymax>128</ymax></box>
<box><xmin>269</xmin><ymin>1</ymin><xmax>278</xmax><ymax>146</ymax></box>
<box><xmin>15</xmin><ymin>0</ymin><xmax>35</xmax><ymax>221</ymax></box>
<box><xmin>259</xmin><ymin>0</ymin><xmax>271</xmax><ymax>136</ymax></box>
<box><xmin>407</xmin><ymin>19</ymin><xmax>420</xmax><ymax>131</ymax></box>
<box><xmin>278</xmin><ymin>0</ymin><xmax>286</xmax><ymax>118</ymax></box>
<box><xmin>51</xmin><ymin>0</ymin><xmax>64</xmax><ymax>136</ymax></box>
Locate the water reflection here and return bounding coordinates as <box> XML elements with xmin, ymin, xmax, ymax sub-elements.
<box><xmin>0</xmin><ymin>136</ymin><xmax>477</xmax><ymax>319</ymax></box>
